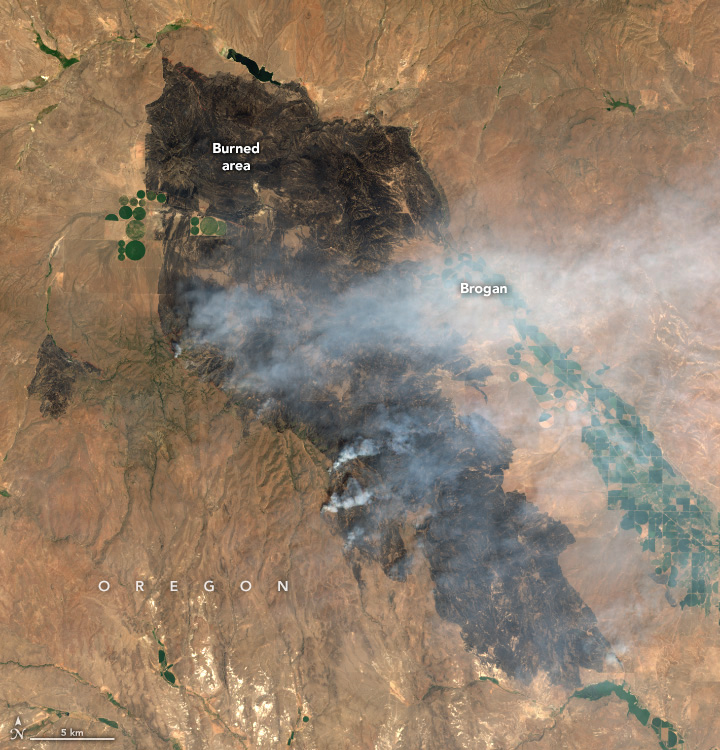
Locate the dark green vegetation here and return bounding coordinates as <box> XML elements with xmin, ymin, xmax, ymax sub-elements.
<box><xmin>98</xmin><ymin>718</ymin><xmax>118</xmax><ymax>729</ymax></box>
<box><xmin>147</xmin><ymin>61</ymin><xmax>609</xmax><ymax>688</ymax></box>
<box><xmin>156</xmin><ymin>638</ymin><xmax>177</xmax><ymax>686</ymax></box>
<box><xmin>27</xmin><ymin>335</ymin><xmax>99</xmax><ymax>418</ymax></box>
<box><xmin>45</xmin><ymin>286</ymin><xmax>51</xmax><ymax>332</ymax></box>
<box><xmin>652</xmin><ymin>718</ymin><xmax>682</xmax><ymax>750</ymax></box>
<box><xmin>104</xmin><ymin>693</ymin><xmax>126</xmax><ymax>711</ymax></box>
<box><xmin>155</xmin><ymin>21</ymin><xmax>188</xmax><ymax>38</ymax></box>
<box><xmin>573</xmin><ymin>682</ymin><xmax>683</xmax><ymax>749</ymax></box>
<box><xmin>107</xmin><ymin>191</ymin><xmax>160</xmax><ymax>261</ymax></box>
<box><xmin>142</xmin><ymin>58</ymin><xmax>703</xmax><ymax>740</ymax></box>
<box><xmin>574</xmin><ymin>682</ymin><xmax>649</xmax><ymax>725</ymax></box>
<box><xmin>191</xmin><ymin>216</ymin><xmax>227</xmax><ymax>236</ymax></box>
<box><xmin>35</xmin><ymin>103</ymin><xmax>59</xmax><ymax>121</ymax></box>
<box><xmin>604</xmin><ymin>91</ymin><xmax>637</xmax><ymax>113</ymax></box>
<box><xmin>0</xmin><ymin>76</ymin><xmax>49</xmax><ymax>102</ymax></box>
<box><xmin>426</xmin><ymin>236</ymin><xmax>716</xmax><ymax>741</ymax></box>
<box><xmin>44</xmin><ymin>708</ymin><xmax>69</xmax><ymax>718</ymax></box>
<box><xmin>119</xmin><ymin>191</ymin><xmax>164</xmax><ymax>205</ymax></box>
<box><xmin>125</xmin><ymin>241</ymin><xmax>146</xmax><ymax>260</ymax></box>
<box><xmin>505</xmin><ymin>318</ymin><xmax>720</xmax><ymax>617</ymax></box>
<box><xmin>226</xmin><ymin>49</ymin><xmax>279</xmax><ymax>85</ymax></box>
<box><xmin>0</xmin><ymin>489</ymin><xmax>10</xmax><ymax>497</ymax></box>
<box><xmin>287</xmin><ymin>716</ymin><xmax>310</xmax><ymax>744</ymax></box>
<box><xmin>34</xmin><ymin>33</ymin><xmax>78</xmax><ymax>68</ymax></box>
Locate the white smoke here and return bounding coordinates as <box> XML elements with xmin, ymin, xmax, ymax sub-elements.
<box><xmin>332</xmin><ymin>439</ymin><xmax>378</xmax><ymax>471</ymax></box>
<box><xmin>343</xmin><ymin>526</ymin><xmax>365</xmax><ymax>549</ymax></box>
<box><xmin>373</xmin><ymin>409</ymin><xmax>434</xmax><ymax>454</ymax></box>
<box><xmin>323</xmin><ymin>478</ymin><xmax>374</xmax><ymax>513</ymax></box>
<box><xmin>182</xmin><ymin>172</ymin><xmax>720</xmax><ymax>520</ymax></box>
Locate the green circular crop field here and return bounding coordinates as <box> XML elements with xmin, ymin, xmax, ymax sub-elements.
<box><xmin>125</xmin><ymin>220</ymin><xmax>145</xmax><ymax>240</ymax></box>
<box><xmin>119</xmin><ymin>206</ymin><xmax>132</xmax><ymax>219</ymax></box>
<box><xmin>200</xmin><ymin>216</ymin><xmax>218</xmax><ymax>235</ymax></box>
<box><xmin>132</xmin><ymin>207</ymin><xmax>146</xmax><ymax>220</ymax></box>
<box><xmin>125</xmin><ymin>240</ymin><xmax>145</xmax><ymax>260</ymax></box>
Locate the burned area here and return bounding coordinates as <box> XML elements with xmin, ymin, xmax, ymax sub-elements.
<box><xmin>145</xmin><ymin>60</ymin><xmax>610</xmax><ymax>687</ymax></box>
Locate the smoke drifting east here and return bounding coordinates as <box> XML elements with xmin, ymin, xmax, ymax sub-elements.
<box><xmin>181</xmin><ymin>254</ymin><xmax>611</xmax><ymax>687</ymax></box>
<box><xmin>144</xmin><ymin>57</ymin><xmax>622</xmax><ymax>687</ymax></box>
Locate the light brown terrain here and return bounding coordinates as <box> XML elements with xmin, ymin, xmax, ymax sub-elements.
<box><xmin>1</xmin><ymin>1</ymin><xmax>719</xmax><ymax>748</ymax></box>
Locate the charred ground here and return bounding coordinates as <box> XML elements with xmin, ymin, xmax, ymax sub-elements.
<box><xmin>146</xmin><ymin>60</ymin><xmax>609</xmax><ymax>687</ymax></box>
<box><xmin>27</xmin><ymin>334</ymin><xmax>99</xmax><ymax>418</ymax></box>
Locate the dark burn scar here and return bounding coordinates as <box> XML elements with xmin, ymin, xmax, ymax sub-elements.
<box><xmin>27</xmin><ymin>335</ymin><xmax>99</xmax><ymax>418</ymax></box>
<box><xmin>146</xmin><ymin>60</ymin><xmax>609</xmax><ymax>687</ymax></box>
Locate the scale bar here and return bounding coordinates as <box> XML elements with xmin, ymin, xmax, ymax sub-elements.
<box><xmin>29</xmin><ymin>738</ymin><xmax>115</xmax><ymax>742</ymax></box>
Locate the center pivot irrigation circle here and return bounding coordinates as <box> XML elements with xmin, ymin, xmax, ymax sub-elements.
<box><xmin>125</xmin><ymin>240</ymin><xmax>145</xmax><ymax>261</ymax></box>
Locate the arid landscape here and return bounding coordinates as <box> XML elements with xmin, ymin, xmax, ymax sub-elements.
<box><xmin>1</xmin><ymin>1</ymin><xmax>719</xmax><ymax>748</ymax></box>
